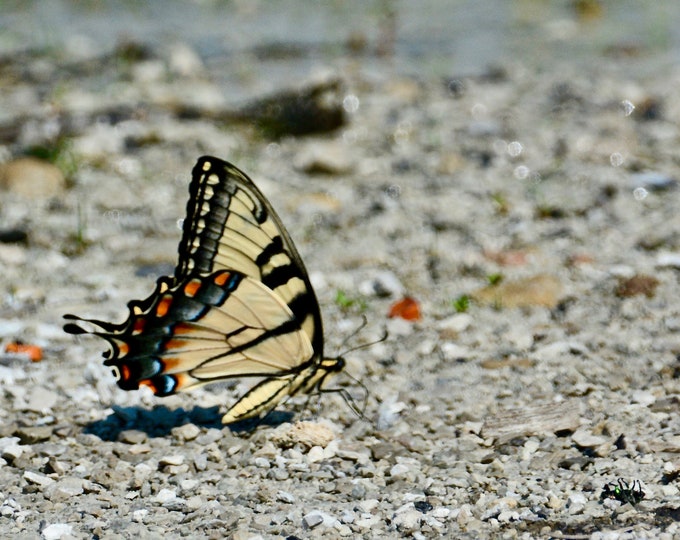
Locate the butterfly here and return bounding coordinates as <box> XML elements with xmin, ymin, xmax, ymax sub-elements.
<box><xmin>64</xmin><ymin>156</ymin><xmax>347</xmax><ymax>424</ymax></box>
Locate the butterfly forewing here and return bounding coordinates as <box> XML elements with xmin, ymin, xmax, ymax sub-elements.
<box><xmin>176</xmin><ymin>157</ymin><xmax>323</xmax><ymax>355</ymax></box>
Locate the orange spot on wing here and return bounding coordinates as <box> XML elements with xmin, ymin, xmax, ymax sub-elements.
<box><xmin>117</xmin><ymin>342</ymin><xmax>129</xmax><ymax>356</ymax></box>
<box><xmin>172</xmin><ymin>323</ymin><xmax>195</xmax><ymax>335</ymax></box>
<box><xmin>184</xmin><ymin>279</ymin><xmax>201</xmax><ymax>297</ymax></box>
<box><xmin>160</xmin><ymin>357</ymin><xmax>183</xmax><ymax>372</ymax></box>
<box><xmin>139</xmin><ymin>379</ymin><xmax>158</xmax><ymax>394</ymax></box>
<box><xmin>388</xmin><ymin>297</ymin><xmax>422</xmax><ymax>321</ymax></box>
<box><xmin>155</xmin><ymin>296</ymin><xmax>172</xmax><ymax>317</ymax></box>
<box><xmin>213</xmin><ymin>272</ymin><xmax>231</xmax><ymax>286</ymax></box>
<box><xmin>4</xmin><ymin>342</ymin><xmax>43</xmax><ymax>362</ymax></box>
<box><xmin>164</xmin><ymin>339</ymin><xmax>188</xmax><ymax>351</ymax></box>
<box><xmin>132</xmin><ymin>317</ymin><xmax>146</xmax><ymax>334</ymax></box>
<box><xmin>120</xmin><ymin>364</ymin><xmax>132</xmax><ymax>381</ymax></box>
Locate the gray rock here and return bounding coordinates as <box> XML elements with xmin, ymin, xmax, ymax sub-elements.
<box><xmin>302</xmin><ymin>510</ymin><xmax>324</xmax><ymax>529</ymax></box>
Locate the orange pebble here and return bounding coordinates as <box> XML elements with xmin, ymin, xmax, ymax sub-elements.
<box><xmin>5</xmin><ymin>342</ymin><xmax>43</xmax><ymax>362</ymax></box>
<box><xmin>388</xmin><ymin>297</ymin><xmax>421</xmax><ymax>321</ymax></box>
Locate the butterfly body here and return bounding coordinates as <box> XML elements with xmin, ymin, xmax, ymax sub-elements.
<box><xmin>65</xmin><ymin>156</ymin><xmax>343</xmax><ymax>424</ymax></box>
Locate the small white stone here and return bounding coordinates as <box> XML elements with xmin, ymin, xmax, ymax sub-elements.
<box><xmin>180</xmin><ymin>479</ymin><xmax>199</xmax><ymax>492</ymax></box>
<box><xmin>497</xmin><ymin>510</ymin><xmax>520</xmax><ymax>522</ymax></box>
<box><xmin>339</xmin><ymin>509</ymin><xmax>355</xmax><ymax>524</ymax></box>
<box><xmin>276</xmin><ymin>490</ymin><xmax>295</xmax><ymax>504</ymax></box>
<box><xmin>432</xmin><ymin>507</ymin><xmax>451</xmax><ymax>519</ymax></box>
<box><xmin>439</xmin><ymin>341</ymin><xmax>469</xmax><ymax>361</ymax></box>
<box><xmin>41</xmin><ymin>523</ymin><xmax>73</xmax><ymax>540</ymax></box>
<box><xmin>631</xmin><ymin>390</ymin><xmax>656</xmax><ymax>406</ymax></box>
<box><xmin>392</xmin><ymin>509</ymin><xmax>421</xmax><ymax>532</ymax></box>
<box><xmin>390</xmin><ymin>463</ymin><xmax>410</xmax><ymax>478</ymax></box>
<box><xmin>24</xmin><ymin>471</ymin><xmax>55</xmax><ymax>488</ymax></box>
<box><xmin>2</xmin><ymin>445</ymin><xmax>24</xmax><ymax>461</ymax></box>
<box><xmin>567</xmin><ymin>492</ymin><xmax>587</xmax><ymax>514</ymax></box>
<box><xmin>436</xmin><ymin>313</ymin><xmax>473</xmax><ymax>333</ymax></box>
<box><xmin>357</xmin><ymin>499</ymin><xmax>379</xmax><ymax>513</ymax></box>
<box><xmin>377</xmin><ymin>398</ymin><xmax>406</xmax><ymax>429</ymax></box>
<box><xmin>254</xmin><ymin>457</ymin><xmax>270</xmax><ymax>468</ymax></box>
<box><xmin>154</xmin><ymin>488</ymin><xmax>177</xmax><ymax>503</ymax></box>
<box><xmin>159</xmin><ymin>455</ymin><xmax>184</xmax><ymax>466</ymax></box>
<box><xmin>572</xmin><ymin>429</ymin><xmax>607</xmax><ymax>448</ymax></box>
<box><xmin>132</xmin><ymin>509</ymin><xmax>148</xmax><ymax>523</ymax></box>
<box><xmin>657</xmin><ymin>252</ymin><xmax>680</xmax><ymax>268</ymax></box>
<box><xmin>171</xmin><ymin>423</ymin><xmax>201</xmax><ymax>441</ymax></box>
<box><xmin>307</xmin><ymin>446</ymin><xmax>325</xmax><ymax>463</ymax></box>
<box><xmin>358</xmin><ymin>270</ymin><xmax>405</xmax><ymax>297</ymax></box>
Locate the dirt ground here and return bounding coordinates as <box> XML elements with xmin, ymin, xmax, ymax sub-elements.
<box><xmin>1</xmin><ymin>4</ymin><xmax>680</xmax><ymax>539</ymax></box>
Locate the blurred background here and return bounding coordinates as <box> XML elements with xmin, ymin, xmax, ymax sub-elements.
<box><xmin>2</xmin><ymin>1</ymin><xmax>679</xmax><ymax>95</ymax></box>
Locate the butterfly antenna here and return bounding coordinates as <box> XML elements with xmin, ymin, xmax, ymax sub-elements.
<box><xmin>338</xmin><ymin>315</ymin><xmax>388</xmax><ymax>357</ymax></box>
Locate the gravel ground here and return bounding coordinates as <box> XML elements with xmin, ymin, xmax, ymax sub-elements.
<box><xmin>2</xmin><ymin>6</ymin><xmax>680</xmax><ymax>540</ymax></box>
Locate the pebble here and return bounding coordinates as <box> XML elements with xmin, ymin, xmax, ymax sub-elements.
<box><xmin>23</xmin><ymin>471</ymin><xmax>55</xmax><ymax>488</ymax></box>
<box><xmin>393</xmin><ymin>509</ymin><xmax>423</xmax><ymax>532</ymax></box>
<box><xmin>631</xmin><ymin>390</ymin><xmax>656</xmax><ymax>406</ymax></box>
<box><xmin>631</xmin><ymin>171</ymin><xmax>677</xmax><ymax>190</ymax></box>
<box><xmin>0</xmin><ymin>245</ymin><xmax>27</xmax><ymax>266</ymax></box>
<box><xmin>159</xmin><ymin>455</ymin><xmax>185</xmax><ymax>466</ymax></box>
<box><xmin>254</xmin><ymin>457</ymin><xmax>270</xmax><ymax>468</ymax></box>
<box><xmin>357</xmin><ymin>499</ymin><xmax>379</xmax><ymax>513</ymax></box>
<box><xmin>390</xmin><ymin>463</ymin><xmax>410</xmax><ymax>479</ymax></box>
<box><xmin>566</xmin><ymin>492</ymin><xmax>587</xmax><ymax>515</ymax></box>
<box><xmin>45</xmin><ymin>477</ymin><xmax>84</xmax><ymax>499</ymax></box>
<box><xmin>339</xmin><ymin>509</ymin><xmax>355</xmax><ymax>524</ymax></box>
<box><xmin>276</xmin><ymin>490</ymin><xmax>295</xmax><ymax>504</ymax></box>
<box><xmin>119</xmin><ymin>430</ymin><xmax>148</xmax><ymax>444</ymax></box>
<box><xmin>377</xmin><ymin>398</ymin><xmax>407</xmax><ymax>429</ymax></box>
<box><xmin>358</xmin><ymin>270</ymin><xmax>405</xmax><ymax>297</ymax></box>
<box><xmin>1</xmin><ymin>443</ymin><xmax>24</xmax><ymax>462</ymax></box>
<box><xmin>0</xmin><ymin>158</ymin><xmax>65</xmax><ymax>199</ymax></box>
<box><xmin>171</xmin><ymin>423</ymin><xmax>201</xmax><ymax>441</ymax></box>
<box><xmin>132</xmin><ymin>509</ymin><xmax>148</xmax><ymax>523</ymax></box>
<box><xmin>16</xmin><ymin>426</ymin><xmax>53</xmax><ymax>444</ymax></box>
<box><xmin>571</xmin><ymin>429</ymin><xmax>608</xmax><ymax>448</ymax></box>
<box><xmin>385</xmin><ymin>317</ymin><xmax>415</xmax><ymax>337</ymax></box>
<box><xmin>41</xmin><ymin>523</ymin><xmax>73</xmax><ymax>540</ymax></box>
<box><xmin>180</xmin><ymin>479</ymin><xmax>199</xmax><ymax>492</ymax></box>
<box><xmin>302</xmin><ymin>510</ymin><xmax>324</xmax><ymax>529</ymax></box>
<box><xmin>167</xmin><ymin>42</ymin><xmax>205</xmax><ymax>77</ymax></box>
<box><xmin>306</xmin><ymin>445</ymin><xmax>325</xmax><ymax>463</ymax></box>
<box><xmin>439</xmin><ymin>341</ymin><xmax>469</xmax><ymax>361</ymax></box>
<box><xmin>436</xmin><ymin>313</ymin><xmax>473</xmax><ymax>335</ymax></box>
<box><xmin>271</xmin><ymin>421</ymin><xmax>335</xmax><ymax>449</ymax></box>
<box><xmin>195</xmin><ymin>428</ymin><xmax>222</xmax><ymax>445</ymax></box>
<box><xmin>154</xmin><ymin>489</ymin><xmax>177</xmax><ymax>504</ymax></box>
<box><xmin>657</xmin><ymin>252</ymin><xmax>680</xmax><ymax>268</ymax></box>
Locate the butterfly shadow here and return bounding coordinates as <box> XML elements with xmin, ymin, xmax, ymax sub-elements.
<box><xmin>83</xmin><ymin>405</ymin><xmax>295</xmax><ymax>440</ymax></box>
